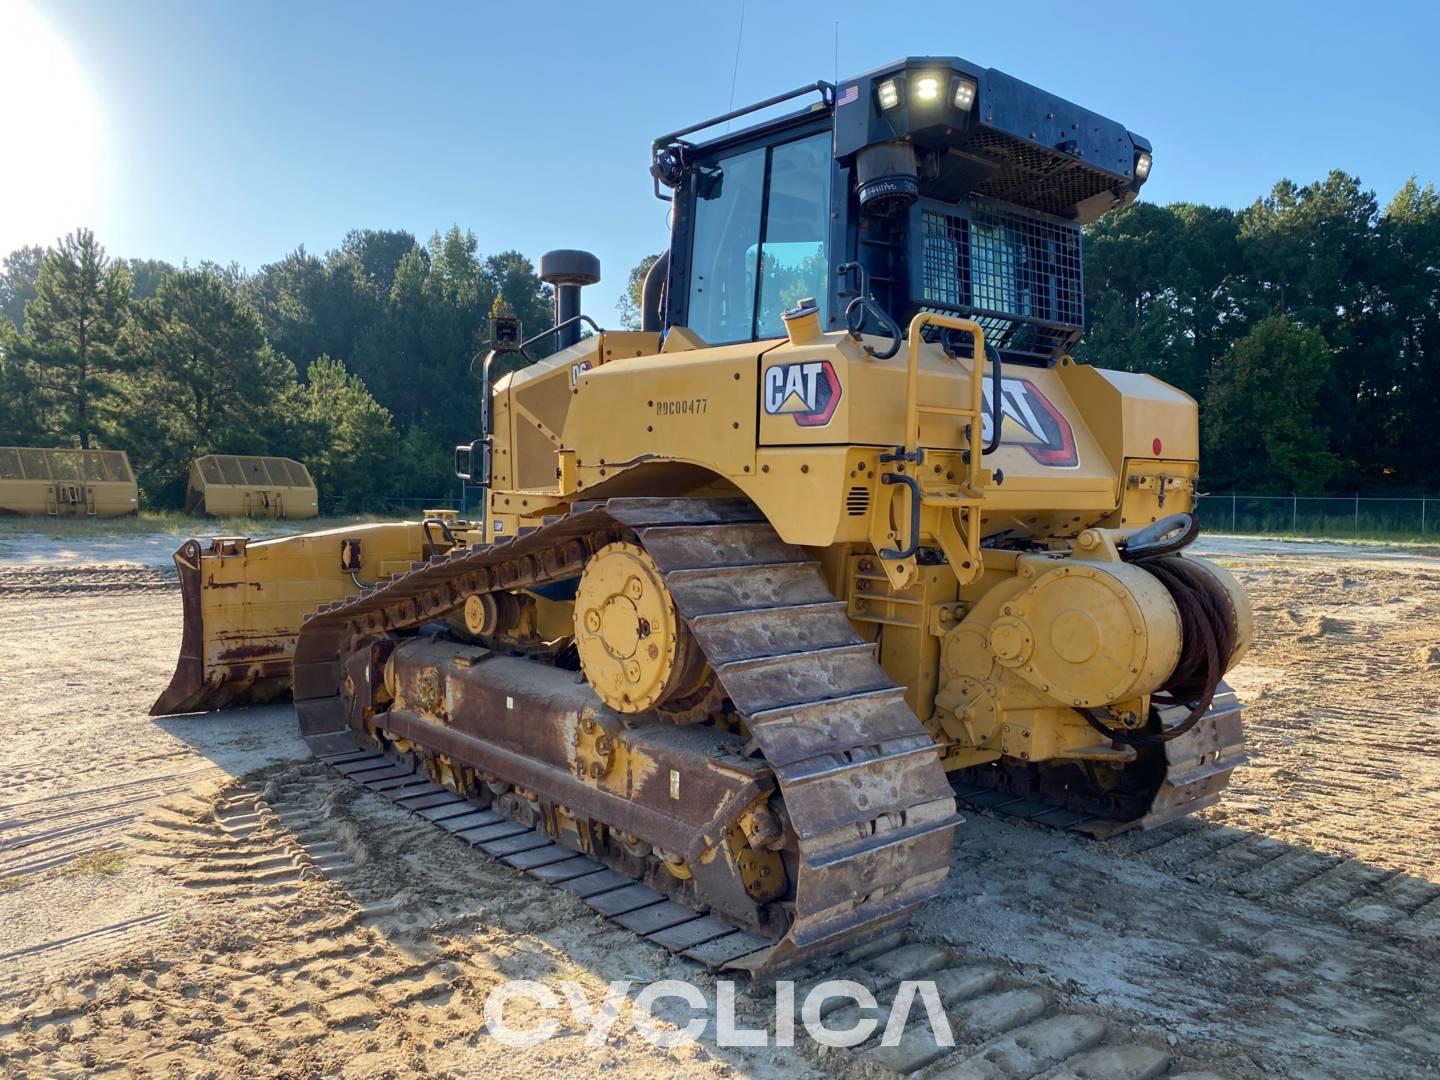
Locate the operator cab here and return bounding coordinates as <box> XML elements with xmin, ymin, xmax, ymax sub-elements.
<box><xmin>649</xmin><ymin>57</ymin><xmax>1152</xmax><ymax>366</ymax></box>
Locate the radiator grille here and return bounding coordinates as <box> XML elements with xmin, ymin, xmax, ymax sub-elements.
<box><xmin>919</xmin><ymin>199</ymin><xmax>1082</xmax><ymax>360</ymax></box>
<box><xmin>958</xmin><ymin>128</ymin><xmax>1128</xmax><ymax>217</ymax></box>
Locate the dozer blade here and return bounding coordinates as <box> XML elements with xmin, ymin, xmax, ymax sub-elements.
<box><xmin>152</xmin><ymin>523</ymin><xmax>442</xmax><ymax>717</ymax></box>
<box><xmin>151</xmin><ymin>538</ymin><xmax>296</xmax><ymax>715</ymax></box>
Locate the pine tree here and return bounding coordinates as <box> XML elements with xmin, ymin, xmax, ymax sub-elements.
<box><xmin>0</xmin><ymin>245</ymin><xmax>45</xmax><ymax>332</ymax></box>
<box><xmin>14</xmin><ymin>230</ymin><xmax>132</xmax><ymax>448</ymax></box>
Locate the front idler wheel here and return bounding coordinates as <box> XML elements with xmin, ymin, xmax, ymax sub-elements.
<box><xmin>574</xmin><ymin>541</ymin><xmax>705</xmax><ymax>714</ymax></box>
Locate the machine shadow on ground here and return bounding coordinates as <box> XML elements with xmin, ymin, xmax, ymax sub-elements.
<box><xmin>127</xmin><ymin>707</ymin><xmax>1440</xmax><ymax>1078</ymax></box>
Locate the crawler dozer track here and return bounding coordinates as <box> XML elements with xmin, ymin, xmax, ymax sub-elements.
<box><xmin>292</xmin><ymin>498</ymin><xmax>960</xmax><ymax>972</ymax></box>
<box><xmin>949</xmin><ymin>686</ymin><xmax>1247</xmax><ymax>838</ymax></box>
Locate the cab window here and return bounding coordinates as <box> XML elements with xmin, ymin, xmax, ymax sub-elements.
<box><xmin>687</xmin><ymin>147</ymin><xmax>765</xmax><ymax>344</ymax></box>
<box><xmin>686</xmin><ymin>130</ymin><xmax>831</xmax><ymax>343</ymax></box>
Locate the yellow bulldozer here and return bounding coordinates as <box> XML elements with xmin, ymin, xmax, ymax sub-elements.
<box><xmin>154</xmin><ymin>57</ymin><xmax>1251</xmax><ymax>973</ymax></box>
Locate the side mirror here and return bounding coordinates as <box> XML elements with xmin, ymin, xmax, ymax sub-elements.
<box><xmin>454</xmin><ymin>437</ymin><xmax>490</xmax><ymax>483</ymax></box>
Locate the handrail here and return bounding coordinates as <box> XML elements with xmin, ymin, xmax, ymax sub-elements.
<box><xmin>520</xmin><ymin>314</ymin><xmax>604</xmax><ymax>355</ymax></box>
<box><xmin>836</xmin><ymin>262</ymin><xmax>901</xmax><ymax>359</ymax></box>
<box><xmin>902</xmin><ymin>313</ymin><xmax>987</xmax><ymax>491</ymax></box>
<box><xmin>650</xmin><ymin>82</ymin><xmax>835</xmax><ymax>200</ymax></box>
<box><xmin>871</xmin><ymin>313</ymin><xmax>990</xmax><ymax>580</ymax></box>
<box><xmin>651</xmin><ymin>81</ymin><xmax>834</xmax><ymax>151</ymax></box>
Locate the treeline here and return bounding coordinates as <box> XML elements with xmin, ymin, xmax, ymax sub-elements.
<box><xmin>1078</xmin><ymin>171</ymin><xmax>1440</xmax><ymax>494</ymax></box>
<box><xmin>3</xmin><ymin>168</ymin><xmax>1435</xmax><ymax>507</ymax></box>
<box><xmin>0</xmin><ymin>227</ymin><xmax>555</xmax><ymax>507</ymax></box>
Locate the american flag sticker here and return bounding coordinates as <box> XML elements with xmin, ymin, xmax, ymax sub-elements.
<box><xmin>837</xmin><ymin>84</ymin><xmax>859</xmax><ymax>107</ymax></box>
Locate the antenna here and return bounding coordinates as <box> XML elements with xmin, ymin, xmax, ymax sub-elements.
<box><xmin>725</xmin><ymin>4</ymin><xmax>745</xmax><ymax>131</ymax></box>
<box><xmin>833</xmin><ymin>21</ymin><xmax>839</xmax><ymax>85</ymax></box>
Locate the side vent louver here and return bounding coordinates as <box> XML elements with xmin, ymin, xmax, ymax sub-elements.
<box><xmin>846</xmin><ymin>487</ymin><xmax>870</xmax><ymax>516</ymax></box>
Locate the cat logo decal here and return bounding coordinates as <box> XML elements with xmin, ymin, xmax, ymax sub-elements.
<box><xmin>763</xmin><ymin>360</ymin><xmax>842</xmax><ymax>427</ymax></box>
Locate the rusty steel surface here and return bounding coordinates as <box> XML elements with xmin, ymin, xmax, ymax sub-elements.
<box><xmin>150</xmin><ymin>539</ymin><xmax>209</xmax><ymax>716</ymax></box>
<box><xmin>384</xmin><ymin>645</ymin><xmax>775</xmax><ymax>859</ymax></box>
<box><xmin>149</xmin><ymin>538</ymin><xmax>303</xmax><ymax>715</ymax></box>
<box><xmin>381</xmin><ymin>644</ymin><xmax>783</xmax><ymax>930</ymax></box>
<box><xmin>307</xmin><ymin>743</ymin><xmax>800</xmax><ymax>970</ymax></box>
<box><xmin>613</xmin><ymin>503</ymin><xmax>960</xmax><ymax>965</ymax></box>
<box><xmin>150</xmin><ymin>523</ymin><xmax>458</xmax><ymax>718</ymax></box>
<box><xmin>290</xmin><ymin>498</ymin><xmax>961</xmax><ymax>972</ymax></box>
<box><xmin>1133</xmin><ymin>686</ymin><xmax>1248</xmax><ymax>832</ymax></box>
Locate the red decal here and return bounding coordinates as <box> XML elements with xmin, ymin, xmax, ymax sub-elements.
<box><xmin>1001</xmin><ymin>379</ymin><xmax>1078</xmax><ymax>468</ymax></box>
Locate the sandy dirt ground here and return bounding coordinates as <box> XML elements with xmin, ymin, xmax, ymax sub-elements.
<box><xmin>0</xmin><ymin>534</ymin><xmax>1437</xmax><ymax>1078</ymax></box>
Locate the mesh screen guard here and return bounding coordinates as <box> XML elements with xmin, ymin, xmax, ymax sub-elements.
<box><xmin>911</xmin><ymin>197</ymin><xmax>1083</xmax><ymax>362</ymax></box>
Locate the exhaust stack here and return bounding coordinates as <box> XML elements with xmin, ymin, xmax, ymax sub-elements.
<box><xmin>539</xmin><ymin>249</ymin><xmax>601</xmax><ymax>350</ymax></box>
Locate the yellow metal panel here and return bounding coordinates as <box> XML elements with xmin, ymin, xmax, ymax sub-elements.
<box><xmin>490</xmin><ymin>395</ymin><xmax>514</xmax><ymax>489</ymax></box>
<box><xmin>758</xmin><ymin>334</ymin><xmax>1114</xmax><ymax>491</ymax></box>
<box><xmin>190</xmin><ymin>522</ymin><xmax>434</xmax><ymax>681</ymax></box>
<box><xmin>503</xmin><ymin>339</ymin><xmax>619</xmax><ymax>492</ymax></box>
<box><xmin>0</xmin><ymin>447</ymin><xmax>138</xmax><ymax>517</ymax></box>
<box><xmin>751</xmin><ymin>338</ymin><xmax>1121</xmax><ymax>539</ymax></box>
<box><xmin>729</xmin><ymin>446</ymin><xmax>851</xmax><ymax>547</ymax></box>
<box><xmin>660</xmin><ymin>327</ymin><xmax>707</xmax><ymax>353</ymax></box>
<box><xmin>1058</xmin><ymin>360</ymin><xmax>1199</xmax><ymax>471</ymax></box>
<box><xmin>516</xmin><ymin>418</ymin><xmax>561</xmax><ymax>491</ymax></box>
<box><xmin>757</xmin><ymin>330</ymin><xmax>1000</xmax><ymax>448</ymax></box>
<box><xmin>568</xmin><ymin>341</ymin><xmax>767</xmax><ymax>487</ymax></box>
<box><xmin>489</xmin><ymin>316</ymin><xmax>1202</xmax><ymax>557</ymax></box>
<box><xmin>600</xmin><ymin>331</ymin><xmax>663</xmax><ymax>363</ymax></box>
<box><xmin>1109</xmin><ymin>459</ymin><xmax>1198</xmax><ymax>530</ymax></box>
<box><xmin>188</xmin><ymin>454</ymin><xmax>319</xmax><ymax>519</ymax></box>
<box><xmin>756</xmin><ymin>332</ymin><xmax>861</xmax><ymax>446</ymax></box>
<box><xmin>866</xmin><ymin>562</ymin><xmax>957</xmax><ymax>724</ymax></box>
<box><xmin>503</xmin><ymin>337</ymin><xmax>600</xmax><ymax>395</ymax></box>
<box><xmin>486</xmin><ymin>338</ymin><xmax>586</xmax><ymax>493</ymax></box>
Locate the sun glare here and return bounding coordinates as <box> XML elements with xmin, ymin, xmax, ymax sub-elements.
<box><xmin>0</xmin><ymin>0</ymin><xmax>106</xmax><ymax>255</ymax></box>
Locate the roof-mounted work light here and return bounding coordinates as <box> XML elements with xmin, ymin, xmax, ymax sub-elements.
<box><xmin>912</xmin><ymin>73</ymin><xmax>942</xmax><ymax>102</ymax></box>
<box><xmin>951</xmin><ymin>76</ymin><xmax>977</xmax><ymax>111</ymax></box>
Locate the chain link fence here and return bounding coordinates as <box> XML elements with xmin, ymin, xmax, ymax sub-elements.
<box><xmin>321</xmin><ymin>485</ymin><xmax>500</xmax><ymax>517</ymax></box>
<box><xmin>325</xmin><ymin>491</ymin><xmax>1435</xmax><ymax>539</ymax></box>
<box><xmin>1196</xmin><ymin>493</ymin><xmax>1435</xmax><ymax>538</ymax></box>
<box><xmin>320</xmin><ymin>494</ymin><xmax>464</xmax><ymax>517</ymax></box>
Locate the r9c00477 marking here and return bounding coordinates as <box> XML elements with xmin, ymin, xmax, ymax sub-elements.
<box><xmin>655</xmin><ymin>398</ymin><xmax>708</xmax><ymax>417</ymax></box>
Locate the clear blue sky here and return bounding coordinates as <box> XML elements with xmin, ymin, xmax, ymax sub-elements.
<box><xmin>4</xmin><ymin>0</ymin><xmax>1437</xmax><ymax>322</ymax></box>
